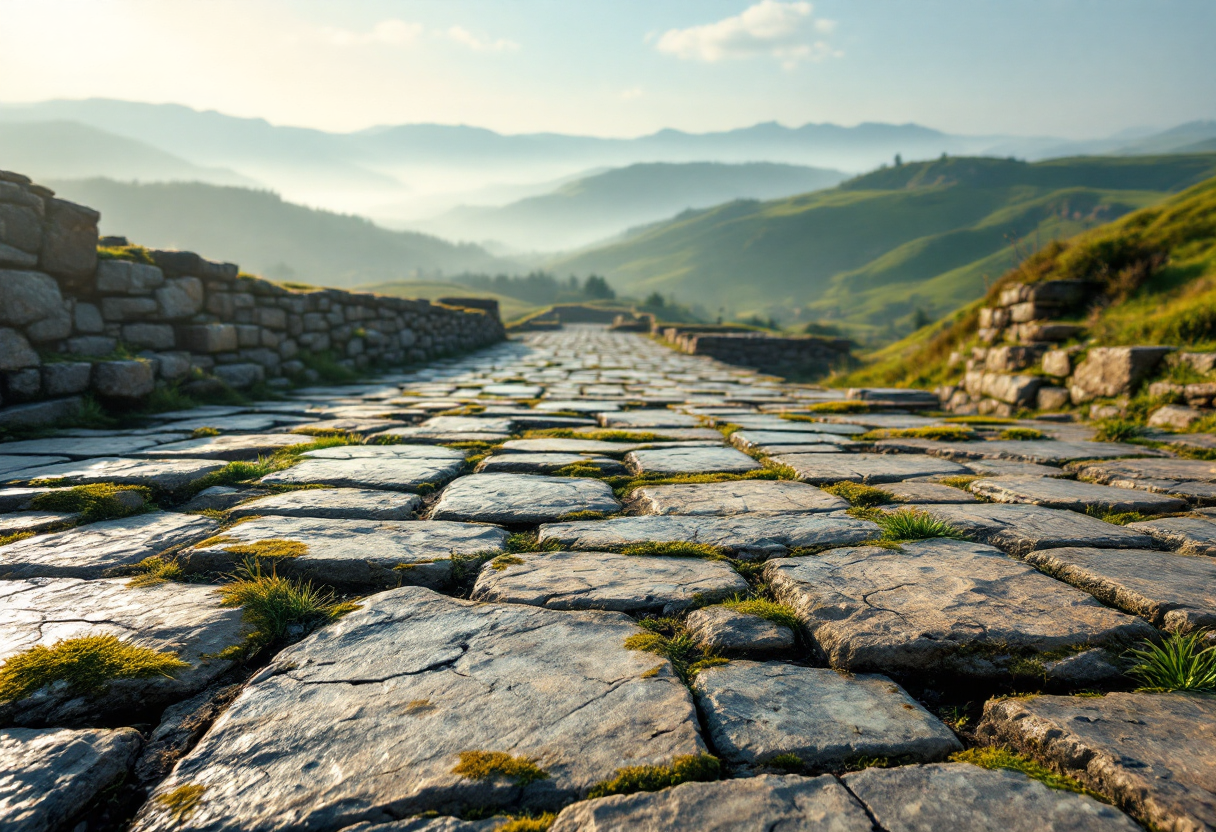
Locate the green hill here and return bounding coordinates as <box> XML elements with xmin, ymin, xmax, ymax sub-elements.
<box><xmin>840</xmin><ymin>172</ymin><xmax>1216</xmax><ymax>388</ymax></box>
<box><xmin>548</xmin><ymin>154</ymin><xmax>1216</xmax><ymax>340</ymax></box>
<box><xmin>47</xmin><ymin>178</ymin><xmax>515</xmax><ymax>288</ymax></box>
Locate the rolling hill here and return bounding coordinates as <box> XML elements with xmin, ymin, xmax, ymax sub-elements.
<box><xmin>548</xmin><ymin>154</ymin><xmax>1216</xmax><ymax>339</ymax></box>
<box><xmin>411</xmin><ymin>162</ymin><xmax>848</xmax><ymax>251</ymax></box>
<box><xmin>47</xmin><ymin>178</ymin><xmax>515</xmax><ymax>288</ymax></box>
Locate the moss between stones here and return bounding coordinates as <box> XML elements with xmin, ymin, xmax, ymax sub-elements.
<box><xmin>0</xmin><ymin>634</ymin><xmax>188</xmax><ymax>702</ymax></box>
<box><xmin>451</xmin><ymin>750</ymin><xmax>549</xmax><ymax>786</ymax></box>
<box><xmin>999</xmin><ymin>428</ymin><xmax>1046</xmax><ymax>441</ymax></box>
<box><xmin>490</xmin><ymin>554</ymin><xmax>525</xmax><ymax>571</ymax></box>
<box><xmin>938</xmin><ymin>475</ymin><xmax>983</xmax><ymax>490</ymax></box>
<box><xmin>556</xmin><ymin>510</ymin><xmax>606</xmax><ymax>521</ymax></box>
<box><xmin>523</xmin><ymin>429</ymin><xmax>676</xmax><ymax>442</ymax></box>
<box><xmin>765</xmin><ymin>752</ymin><xmax>805</xmax><ymax>773</ymax></box>
<box><xmin>496</xmin><ymin>815</ymin><xmax>556</xmax><ymax>832</ymax></box>
<box><xmin>197</xmin><ymin>534</ymin><xmax>308</xmax><ymax>561</ymax></box>
<box><xmin>859</xmin><ymin>426</ymin><xmax>976</xmax><ymax>442</ymax></box>
<box><xmin>153</xmin><ymin>783</ymin><xmax>207</xmax><ymax>822</ymax></box>
<box><xmin>624</xmin><ymin>618</ymin><xmax>725</xmax><ymax>683</ymax></box>
<box><xmin>787</xmin><ymin>402</ymin><xmax>869</xmax><ymax>415</ymax></box>
<box><xmin>951</xmin><ymin>747</ymin><xmax>1100</xmax><ymax>797</ymax></box>
<box><xmin>586</xmin><ymin>753</ymin><xmax>721</xmax><ymax>799</ymax></box>
<box><xmin>619</xmin><ymin>541</ymin><xmax>726</xmax><ymax>560</ymax></box>
<box><xmin>720</xmin><ymin>597</ymin><xmax>800</xmax><ymax>631</ymax></box>
<box><xmin>823</xmin><ymin>481</ymin><xmax>894</xmax><ymax>507</ymax></box>
<box><xmin>30</xmin><ymin>483</ymin><xmax>151</xmax><ymax>523</ymax></box>
<box><xmin>190</xmin><ymin>427</ymin><xmax>221</xmax><ymax>438</ymax></box>
<box><xmin>0</xmin><ymin>531</ymin><xmax>35</xmax><ymax>548</ymax></box>
<box><xmin>505</xmin><ymin>532</ymin><xmax>561</xmax><ymax>554</ymax></box>
<box><xmin>873</xmin><ymin>508</ymin><xmax>970</xmax><ymax>542</ymax></box>
<box><xmin>127</xmin><ymin>556</ymin><xmax>185</xmax><ymax>587</ymax></box>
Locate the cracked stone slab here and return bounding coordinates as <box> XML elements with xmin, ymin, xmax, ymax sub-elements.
<box><xmin>970</xmin><ymin>476</ymin><xmax>1187</xmax><ymax>514</ymax></box>
<box><xmin>597</xmin><ymin>409</ymin><xmax>700</xmax><ymax>428</ymax></box>
<box><xmin>0</xmin><ymin>726</ymin><xmax>143</xmax><ymax>832</ymax></box>
<box><xmin>260</xmin><ymin>456</ymin><xmax>465</xmax><ymax>493</ymax></box>
<box><xmin>0</xmin><ymin>577</ymin><xmax>249</xmax><ymax>725</ymax></box>
<box><xmin>0</xmin><ymin>512</ymin><xmax>218</xmax><ymax>579</ymax></box>
<box><xmin>416</xmin><ymin>415</ymin><xmax>518</xmax><ymax>433</ymax></box>
<box><xmin>0</xmin><ymin>487</ymin><xmax>55</xmax><ymax>512</ymax></box>
<box><xmin>1022</xmin><ymin>547</ymin><xmax>1216</xmax><ymax>631</ymax></box>
<box><xmin>693</xmin><ymin>661</ymin><xmax>961</xmax><ymax>771</ymax></box>
<box><xmin>1126</xmin><ymin>515</ymin><xmax>1216</xmax><ymax>556</ymax></box>
<box><xmin>131</xmin><ymin>586</ymin><xmax>707</xmax><ymax>830</ymax></box>
<box><xmin>844</xmin><ymin>762</ymin><xmax>1141</xmax><ymax>832</ymax></box>
<box><xmin>624</xmin><ymin>446</ymin><xmax>762</xmax><ymax>476</ymax></box>
<box><xmin>978</xmin><ymin>693</ymin><xmax>1216</xmax><ymax>832</ymax></box>
<box><xmin>771</xmin><ymin>453</ymin><xmax>971</xmax><ymax>484</ymax></box>
<box><xmin>627</xmin><ymin>480</ymin><xmax>847</xmax><ymax>516</ymax></box>
<box><xmin>889</xmin><ymin>502</ymin><xmax>1156</xmax><ymax>556</ymax></box>
<box><xmin>0</xmin><ymin>512</ymin><xmax>77</xmax><ymax>535</ymax></box>
<box><xmin>2</xmin><ymin>457</ymin><xmax>227</xmax><ymax>493</ymax></box>
<box><xmin>430</xmin><ymin>474</ymin><xmax>621</xmax><ymax>524</ymax></box>
<box><xmin>685</xmin><ymin>606</ymin><xmax>794</xmax><ymax>654</ymax></box>
<box><xmin>548</xmin><ymin>774</ymin><xmax>874</xmax><ymax>832</ymax></box>
<box><xmin>766</xmin><ymin>539</ymin><xmax>1155</xmax><ymax>682</ymax></box>
<box><xmin>1070</xmin><ymin>456</ymin><xmax>1216</xmax><ymax>484</ymax></box>
<box><xmin>470</xmin><ymin>550</ymin><xmax>748</xmax><ymax>615</ymax></box>
<box><xmin>882</xmin><ymin>481</ymin><xmax>978</xmax><ymax>504</ymax></box>
<box><xmin>181</xmin><ymin>516</ymin><xmax>507</xmax><ymax>590</ymax></box>
<box><xmin>875</xmin><ymin>438</ymin><xmax>1161</xmax><ymax>464</ymax></box>
<box><xmin>229</xmin><ymin>488</ymin><xmax>422</xmax><ymax>521</ymax></box>
<box><xmin>720</xmin><ymin>417</ymin><xmax>867</xmax><ymax>435</ymax></box>
<box><xmin>539</xmin><ymin>513</ymin><xmax>879</xmax><ymax>559</ymax></box>
<box><xmin>0</xmin><ymin>435</ymin><xmax>185</xmax><ymax>460</ymax></box>
<box><xmin>138</xmin><ymin>433</ymin><xmax>316</xmax><ymax>461</ymax></box>
<box><xmin>960</xmin><ymin>458</ymin><xmax>1070</xmax><ymax>478</ymax></box>
<box><xmin>730</xmin><ymin>430</ymin><xmax>858</xmax><ymax>451</ymax></box>
<box><xmin>476</xmin><ymin>453</ymin><xmax>627</xmax><ymax>476</ymax></box>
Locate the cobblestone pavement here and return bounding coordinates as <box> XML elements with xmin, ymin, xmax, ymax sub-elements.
<box><xmin>2</xmin><ymin>325</ymin><xmax>1213</xmax><ymax>831</ymax></box>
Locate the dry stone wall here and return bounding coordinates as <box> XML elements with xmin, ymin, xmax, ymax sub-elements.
<box><xmin>657</xmin><ymin>326</ymin><xmax>854</xmax><ymax>379</ymax></box>
<box><xmin>0</xmin><ymin>169</ymin><xmax>505</xmax><ymax>426</ymax></box>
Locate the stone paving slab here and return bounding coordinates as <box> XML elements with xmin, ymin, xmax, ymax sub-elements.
<box><xmin>844</xmin><ymin>762</ymin><xmax>1141</xmax><ymax>832</ymax></box>
<box><xmin>159</xmin><ymin>414</ymin><xmax>313</xmax><ymax>433</ymax></box>
<box><xmin>959</xmin><ymin>458</ymin><xmax>1071</xmax><ymax>477</ymax></box>
<box><xmin>470</xmin><ymin>550</ymin><xmax>748</xmax><ymax>615</ymax></box>
<box><xmin>627</xmin><ymin>480</ymin><xmax>847</xmax><ymax>516</ymax></box>
<box><xmin>880</xmin><ymin>481</ymin><xmax>976</xmax><ymax>503</ymax></box>
<box><xmin>132</xmin><ymin>587</ymin><xmax>706</xmax><ymax>829</ymax></box>
<box><xmin>367</xmin><ymin>428</ymin><xmax>513</xmax><ymax>444</ymax></box>
<box><xmin>766</xmin><ymin>539</ymin><xmax>1155</xmax><ymax>682</ymax></box>
<box><xmin>1126</xmin><ymin>514</ymin><xmax>1216</xmax><ymax>556</ymax></box>
<box><xmin>548</xmin><ymin>774</ymin><xmax>874</xmax><ymax>831</ymax></box>
<box><xmin>693</xmin><ymin>661</ymin><xmax>961</xmax><ymax>771</ymax></box>
<box><xmin>0</xmin><ymin>726</ymin><xmax>143</xmax><ymax>832</ymax></box>
<box><xmin>0</xmin><ymin>512</ymin><xmax>218</xmax><ymax>579</ymax></box>
<box><xmin>730</xmin><ymin>430</ymin><xmax>857</xmax><ymax>451</ymax></box>
<box><xmin>2</xmin><ymin>457</ymin><xmax>227</xmax><ymax>493</ymax></box>
<box><xmin>718</xmin><ymin>417</ymin><xmax>868</xmax><ymax>435</ymax></box>
<box><xmin>477</xmin><ymin>453</ymin><xmax>627</xmax><ymax>475</ymax></box>
<box><xmin>416</xmin><ymin>415</ymin><xmax>518</xmax><ymax>433</ymax></box>
<box><xmin>430</xmin><ymin>473</ymin><xmax>621</xmax><ymax>524</ymax></box>
<box><xmin>304</xmin><ymin>445</ymin><xmax>467</xmax><ymax>461</ymax></box>
<box><xmin>0</xmin><ymin>456</ymin><xmax>70</xmax><ymax>478</ymax></box>
<box><xmin>288</xmin><ymin>418</ymin><xmax>409</xmax><ymax>436</ymax></box>
<box><xmin>571</xmin><ymin>426</ymin><xmax>726</xmax><ymax>441</ymax></box>
<box><xmin>0</xmin><ymin>577</ymin><xmax>249</xmax><ymax>725</ymax></box>
<box><xmin>979</xmin><ymin>693</ymin><xmax>1216</xmax><ymax>832</ymax></box>
<box><xmin>0</xmin><ymin>512</ymin><xmax>77</xmax><ymax>535</ymax></box>
<box><xmin>890</xmin><ymin>502</ymin><xmax>1157</xmax><ymax>556</ymax></box>
<box><xmin>229</xmin><ymin>488</ymin><xmax>423</xmax><ymax>521</ymax></box>
<box><xmin>970</xmin><ymin>476</ymin><xmax>1187</xmax><ymax>514</ymax></box>
<box><xmin>260</xmin><ymin>456</ymin><xmax>466</xmax><ymax>492</ymax></box>
<box><xmin>181</xmin><ymin>516</ymin><xmax>506</xmax><ymax>589</ymax></box>
<box><xmin>0</xmin><ymin>487</ymin><xmax>54</xmax><ymax>512</ymax></box>
<box><xmin>497</xmin><ymin>438</ymin><xmax>720</xmax><ymax>455</ymax></box>
<box><xmin>0</xmin><ymin>434</ymin><xmax>187</xmax><ymax>460</ymax></box>
<box><xmin>624</xmin><ymin>446</ymin><xmax>761</xmax><ymax>476</ymax></box>
<box><xmin>539</xmin><ymin>513</ymin><xmax>879</xmax><ymax>558</ymax></box>
<box><xmin>137</xmin><ymin>433</ymin><xmax>316</xmax><ymax>461</ymax></box>
<box><xmin>684</xmin><ymin>606</ymin><xmax>794</xmax><ymax>654</ymax></box>
<box><xmin>597</xmin><ymin>409</ymin><xmax>700</xmax><ymax>428</ymax></box>
<box><xmin>1022</xmin><ymin>546</ymin><xmax>1216</xmax><ymax>631</ymax></box>
<box><xmin>1071</xmin><ymin>456</ymin><xmax>1216</xmax><ymax>484</ymax></box>
<box><xmin>876</xmin><ymin>438</ymin><xmax>1162</xmax><ymax>464</ymax></box>
<box><xmin>771</xmin><ymin>453</ymin><xmax>971</xmax><ymax>484</ymax></box>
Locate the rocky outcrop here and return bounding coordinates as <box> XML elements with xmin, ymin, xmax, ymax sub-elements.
<box><xmin>0</xmin><ymin>170</ymin><xmax>505</xmax><ymax>423</ymax></box>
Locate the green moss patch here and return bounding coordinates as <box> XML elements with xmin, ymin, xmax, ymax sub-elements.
<box><xmin>859</xmin><ymin>426</ymin><xmax>975</xmax><ymax>442</ymax></box>
<box><xmin>505</xmin><ymin>532</ymin><xmax>562</xmax><ymax>554</ymax></box>
<box><xmin>556</xmin><ymin>510</ymin><xmax>606</xmax><ymax>521</ymax></box>
<box><xmin>0</xmin><ymin>634</ymin><xmax>188</xmax><ymax>702</ymax></box>
<box><xmin>1092</xmin><ymin>418</ymin><xmax>1142</xmax><ymax>443</ymax></box>
<box><xmin>496</xmin><ymin>815</ymin><xmax>555</xmax><ymax>832</ymax></box>
<box><xmin>152</xmin><ymin>783</ymin><xmax>207</xmax><ymax>822</ymax></box>
<box><xmin>0</xmin><ymin>531</ymin><xmax>35</xmax><ymax>548</ymax></box>
<box><xmin>127</xmin><ymin>556</ymin><xmax>184</xmax><ymax>587</ymax></box>
<box><xmin>999</xmin><ymin>428</ymin><xmax>1046</xmax><ymax>441</ymax></box>
<box><xmin>951</xmin><ymin>747</ymin><xmax>1099</xmax><ymax>797</ymax></box>
<box><xmin>720</xmin><ymin>597</ymin><xmax>800</xmax><ymax>631</ymax></box>
<box><xmin>490</xmin><ymin>554</ymin><xmax>525</xmax><ymax>571</ymax></box>
<box><xmin>198</xmin><ymin>535</ymin><xmax>308</xmax><ymax>561</ymax></box>
<box><xmin>191</xmin><ymin>427</ymin><xmax>221</xmax><ymax>438</ymax></box>
<box><xmin>30</xmin><ymin>483</ymin><xmax>151</xmax><ymax>523</ymax></box>
<box><xmin>619</xmin><ymin>541</ymin><xmax>726</xmax><ymax>560</ymax></box>
<box><xmin>523</xmin><ymin>428</ymin><xmax>676</xmax><ymax>442</ymax></box>
<box><xmin>451</xmin><ymin>750</ymin><xmax>549</xmax><ymax>786</ymax></box>
<box><xmin>823</xmin><ymin>481</ymin><xmax>894</xmax><ymax>507</ymax></box>
<box><xmin>586</xmin><ymin>753</ymin><xmax>720</xmax><ymax>799</ymax></box>
<box><xmin>938</xmin><ymin>475</ymin><xmax>983</xmax><ymax>490</ymax></box>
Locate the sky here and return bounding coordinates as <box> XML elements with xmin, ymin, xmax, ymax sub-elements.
<box><xmin>0</xmin><ymin>0</ymin><xmax>1213</xmax><ymax>139</ymax></box>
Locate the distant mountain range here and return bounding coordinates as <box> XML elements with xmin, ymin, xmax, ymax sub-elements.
<box><xmin>409</xmin><ymin>162</ymin><xmax>848</xmax><ymax>251</ymax></box>
<box><xmin>48</xmin><ymin>179</ymin><xmax>514</xmax><ymax>287</ymax></box>
<box><xmin>548</xmin><ymin>154</ymin><xmax>1216</xmax><ymax>338</ymax></box>
<box><xmin>4</xmin><ymin>98</ymin><xmax>1214</xmax><ymax>221</ymax></box>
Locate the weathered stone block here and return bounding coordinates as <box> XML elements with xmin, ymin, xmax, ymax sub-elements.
<box><xmin>95</xmin><ymin>260</ymin><xmax>165</xmax><ymax>294</ymax></box>
<box><xmin>257</xmin><ymin>306</ymin><xmax>287</xmax><ymax>329</ymax></box>
<box><xmin>122</xmin><ymin>323</ymin><xmax>176</xmax><ymax>351</ymax></box>
<box><xmin>92</xmin><ymin>360</ymin><xmax>155</xmax><ymax>401</ymax></box>
<box><xmin>3</xmin><ymin>368</ymin><xmax>40</xmax><ymax>401</ymax></box>
<box><xmin>154</xmin><ymin>276</ymin><xmax>203</xmax><ymax>318</ymax></box>
<box><xmin>1015</xmin><ymin>321</ymin><xmax>1085</xmax><ymax>343</ymax></box>
<box><xmin>100</xmin><ymin>296</ymin><xmax>157</xmax><ymax>322</ymax></box>
<box><xmin>0</xmin><ymin>202</ymin><xmax>42</xmax><ymax>252</ymax></box>
<box><xmin>235</xmin><ymin>324</ymin><xmax>259</xmax><ymax>347</ymax></box>
<box><xmin>981</xmin><ymin>372</ymin><xmax>1042</xmax><ymax>405</ymax></box>
<box><xmin>211</xmin><ymin>362</ymin><xmax>264</xmax><ymax>389</ymax></box>
<box><xmin>150</xmin><ymin>351</ymin><xmax>192</xmax><ymax>381</ymax></box>
<box><xmin>1148</xmin><ymin>404</ymin><xmax>1204</xmax><ymax>430</ymax></box>
<box><xmin>63</xmin><ymin>335</ymin><xmax>117</xmax><ymax>357</ymax></box>
<box><xmin>0</xmin><ymin>327</ymin><xmax>39</xmax><ymax>370</ymax></box>
<box><xmin>38</xmin><ymin>198</ymin><xmax>98</xmax><ymax>282</ymax></box>
<box><xmin>177</xmin><ymin>323</ymin><xmax>238</xmax><ymax>353</ymax></box>
<box><xmin>0</xmin><ymin>270</ymin><xmax>64</xmax><ymax>328</ymax></box>
<box><xmin>1042</xmin><ymin>348</ymin><xmax>1073</xmax><ymax>377</ymax></box>
<box><xmin>41</xmin><ymin>362</ymin><xmax>92</xmax><ymax>396</ymax></box>
<box><xmin>1070</xmin><ymin>346</ymin><xmax>1173</xmax><ymax>403</ymax></box>
<box><xmin>1009</xmin><ymin>301</ymin><xmax>1051</xmax><ymax>323</ymax></box>
<box><xmin>149</xmin><ymin>249</ymin><xmax>237</xmax><ymax>280</ymax></box>
<box><xmin>1035</xmin><ymin>386</ymin><xmax>1070</xmax><ymax>411</ymax></box>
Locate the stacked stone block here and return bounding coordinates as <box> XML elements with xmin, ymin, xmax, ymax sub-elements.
<box><xmin>0</xmin><ymin>170</ymin><xmax>505</xmax><ymax>425</ymax></box>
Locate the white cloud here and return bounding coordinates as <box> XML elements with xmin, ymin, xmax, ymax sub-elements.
<box><xmin>444</xmin><ymin>25</ymin><xmax>519</xmax><ymax>53</ymax></box>
<box><xmin>319</xmin><ymin>19</ymin><xmax>422</xmax><ymax>47</ymax></box>
<box><xmin>656</xmin><ymin>1</ymin><xmax>840</xmax><ymax>68</ymax></box>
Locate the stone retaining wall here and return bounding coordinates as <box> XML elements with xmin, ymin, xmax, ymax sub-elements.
<box><xmin>0</xmin><ymin>169</ymin><xmax>505</xmax><ymax>426</ymax></box>
<box><xmin>678</xmin><ymin>332</ymin><xmax>854</xmax><ymax>379</ymax></box>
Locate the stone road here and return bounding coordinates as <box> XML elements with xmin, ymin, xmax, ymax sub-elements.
<box><xmin>1</xmin><ymin>325</ymin><xmax>1213</xmax><ymax>831</ymax></box>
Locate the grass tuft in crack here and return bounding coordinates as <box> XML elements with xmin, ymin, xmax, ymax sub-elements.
<box><xmin>720</xmin><ymin>596</ymin><xmax>800</xmax><ymax>631</ymax></box>
<box><xmin>623</xmin><ymin>617</ymin><xmax>725</xmax><ymax>683</ymax></box>
<box><xmin>505</xmin><ymin>532</ymin><xmax>561</xmax><ymax>554</ymax></box>
<box><xmin>999</xmin><ymin>428</ymin><xmax>1045</xmax><ymax>441</ymax></box>
<box><xmin>874</xmin><ymin>509</ymin><xmax>970</xmax><ymax>541</ymax></box>
<box><xmin>823</xmin><ymin>481</ymin><xmax>893</xmax><ymax>507</ymax></box>
<box><xmin>0</xmin><ymin>634</ymin><xmax>188</xmax><ymax>702</ymax></box>
<box><xmin>586</xmin><ymin>754</ymin><xmax>721</xmax><ymax>799</ymax></box>
<box><xmin>127</xmin><ymin>556</ymin><xmax>184</xmax><ymax>587</ymax></box>
<box><xmin>1126</xmin><ymin>631</ymin><xmax>1216</xmax><ymax>692</ymax></box>
<box><xmin>217</xmin><ymin>558</ymin><xmax>357</xmax><ymax>654</ymax></box>
<box><xmin>620</xmin><ymin>541</ymin><xmax>726</xmax><ymax>560</ymax></box>
<box><xmin>1092</xmin><ymin>418</ymin><xmax>1142</xmax><ymax>443</ymax></box>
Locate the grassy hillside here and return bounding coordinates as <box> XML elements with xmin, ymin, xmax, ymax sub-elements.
<box><xmin>549</xmin><ymin>154</ymin><xmax>1216</xmax><ymax>340</ymax></box>
<box><xmin>414</xmin><ymin>162</ymin><xmax>846</xmax><ymax>251</ymax></box>
<box><xmin>839</xmin><ymin>173</ymin><xmax>1216</xmax><ymax>388</ymax></box>
<box><xmin>48</xmin><ymin>178</ymin><xmax>514</xmax><ymax>289</ymax></box>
